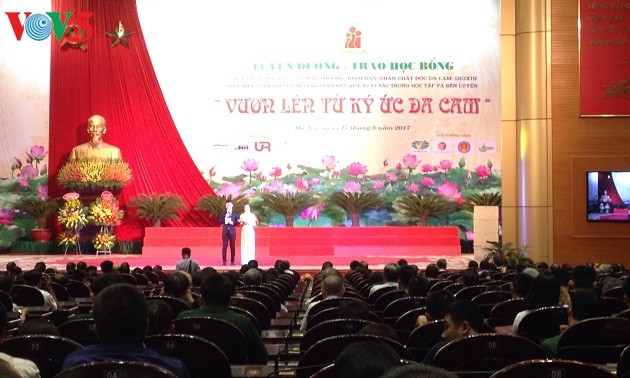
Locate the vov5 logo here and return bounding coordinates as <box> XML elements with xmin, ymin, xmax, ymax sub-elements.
<box><xmin>5</xmin><ymin>11</ymin><xmax>93</xmax><ymax>43</ymax></box>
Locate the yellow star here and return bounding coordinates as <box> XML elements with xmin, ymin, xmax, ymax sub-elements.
<box><xmin>106</xmin><ymin>20</ymin><xmax>135</xmax><ymax>48</ymax></box>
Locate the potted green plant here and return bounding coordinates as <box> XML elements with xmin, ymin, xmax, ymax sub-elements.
<box><xmin>259</xmin><ymin>192</ymin><xmax>319</xmax><ymax>227</ymax></box>
<box><xmin>128</xmin><ymin>193</ymin><xmax>188</xmax><ymax>227</ymax></box>
<box><xmin>483</xmin><ymin>241</ymin><xmax>533</xmax><ymax>266</ymax></box>
<box><xmin>16</xmin><ymin>196</ymin><xmax>62</xmax><ymax>242</ymax></box>
<box><xmin>327</xmin><ymin>191</ymin><xmax>383</xmax><ymax>226</ymax></box>
<box><xmin>393</xmin><ymin>194</ymin><xmax>454</xmax><ymax>226</ymax></box>
<box><xmin>196</xmin><ymin>194</ymin><xmax>248</xmax><ymax>218</ymax></box>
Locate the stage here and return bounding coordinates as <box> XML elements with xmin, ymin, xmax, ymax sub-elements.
<box><xmin>2</xmin><ymin>225</ymin><xmax>473</xmax><ymax>272</ymax></box>
<box><xmin>0</xmin><ymin>253</ymin><xmax>474</xmax><ymax>274</ymax></box>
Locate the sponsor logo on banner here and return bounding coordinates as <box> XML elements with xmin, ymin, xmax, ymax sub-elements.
<box><xmin>343</xmin><ymin>26</ymin><xmax>367</xmax><ymax>55</ymax></box>
<box><xmin>457</xmin><ymin>141</ymin><xmax>472</xmax><ymax>153</ymax></box>
<box><xmin>478</xmin><ymin>141</ymin><xmax>497</xmax><ymax>153</ymax></box>
<box><xmin>5</xmin><ymin>11</ymin><xmax>94</xmax><ymax>43</ymax></box>
<box><xmin>433</xmin><ymin>141</ymin><xmax>451</xmax><ymax>153</ymax></box>
<box><xmin>255</xmin><ymin>141</ymin><xmax>271</xmax><ymax>152</ymax></box>
<box><xmin>411</xmin><ymin>140</ymin><xmax>430</xmax><ymax>153</ymax></box>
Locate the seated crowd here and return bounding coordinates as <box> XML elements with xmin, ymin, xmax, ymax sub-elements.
<box><xmin>0</xmin><ymin>254</ymin><xmax>628</xmax><ymax>378</ymax></box>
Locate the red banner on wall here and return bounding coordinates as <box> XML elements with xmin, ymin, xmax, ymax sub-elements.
<box><xmin>579</xmin><ymin>1</ymin><xmax>630</xmax><ymax>117</ymax></box>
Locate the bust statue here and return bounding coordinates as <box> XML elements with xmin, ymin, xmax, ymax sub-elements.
<box><xmin>68</xmin><ymin>114</ymin><xmax>122</xmax><ymax>161</ymax></box>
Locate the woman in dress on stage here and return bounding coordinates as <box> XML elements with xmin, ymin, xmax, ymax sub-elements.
<box><xmin>239</xmin><ymin>204</ymin><xmax>257</xmax><ymax>264</ymax></box>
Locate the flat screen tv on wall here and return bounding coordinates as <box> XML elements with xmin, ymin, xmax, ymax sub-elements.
<box><xmin>587</xmin><ymin>171</ymin><xmax>630</xmax><ymax>222</ymax></box>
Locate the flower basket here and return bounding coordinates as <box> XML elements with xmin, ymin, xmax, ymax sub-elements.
<box><xmin>57</xmin><ymin>194</ymin><xmax>89</xmax><ymax>250</ymax></box>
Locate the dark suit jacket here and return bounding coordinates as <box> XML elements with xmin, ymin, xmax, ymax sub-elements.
<box><xmin>219</xmin><ymin>210</ymin><xmax>240</xmax><ymax>236</ymax></box>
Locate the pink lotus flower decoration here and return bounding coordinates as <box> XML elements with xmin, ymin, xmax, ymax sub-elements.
<box><xmin>209</xmin><ymin>166</ymin><xmax>217</xmax><ymax>178</ymax></box>
<box><xmin>219</xmin><ymin>182</ymin><xmax>243</xmax><ymax>198</ymax></box>
<box><xmin>310</xmin><ymin>178</ymin><xmax>321</xmax><ymax>185</ymax></box>
<box><xmin>29</xmin><ymin>145</ymin><xmax>47</xmax><ymax>162</ymax></box>
<box><xmin>422</xmin><ymin>177</ymin><xmax>435</xmax><ymax>187</ymax></box>
<box><xmin>242</xmin><ymin>159</ymin><xmax>259</xmax><ymax>172</ymax></box>
<box><xmin>396</xmin><ymin>163</ymin><xmax>402</xmax><ymax>171</ymax></box>
<box><xmin>475</xmin><ymin>165</ymin><xmax>492</xmax><ymax>180</ymax></box>
<box><xmin>439</xmin><ymin>160</ymin><xmax>452</xmax><ymax>171</ymax></box>
<box><xmin>263</xmin><ymin>180</ymin><xmax>284</xmax><ymax>193</ymax></box>
<box><xmin>373</xmin><ymin>181</ymin><xmax>385</xmax><ymax>190</ymax></box>
<box><xmin>385</xmin><ymin>172</ymin><xmax>397</xmax><ymax>182</ymax></box>
<box><xmin>465</xmin><ymin>172</ymin><xmax>472</xmax><ymax>181</ymax></box>
<box><xmin>18</xmin><ymin>165</ymin><xmax>38</xmax><ymax>187</ymax></box>
<box><xmin>242</xmin><ymin>159</ymin><xmax>259</xmax><ymax>184</ymax></box>
<box><xmin>11</xmin><ymin>157</ymin><xmax>22</xmax><ymax>172</ymax></box>
<box><xmin>300</xmin><ymin>203</ymin><xmax>324</xmax><ymax>221</ymax></box>
<box><xmin>437</xmin><ymin>182</ymin><xmax>462</xmax><ymax>200</ymax></box>
<box><xmin>343</xmin><ymin>181</ymin><xmax>362</xmax><ymax>193</ymax></box>
<box><xmin>407</xmin><ymin>183</ymin><xmax>420</xmax><ymax>193</ymax></box>
<box><xmin>347</xmin><ymin>162</ymin><xmax>367</xmax><ymax>177</ymax></box>
<box><xmin>421</xmin><ymin>164</ymin><xmax>433</xmax><ymax>173</ymax></box>
<box><xmin>269</xmin><ymin>167</ymin><xmax>282</xmax><ymax>179</ymax></box>
<box><xmin>322</xmin><ymin>155</ymin><xmax>338</xmax><ymax>171</ymax></box>
<box><xmin>0</xmin><ymin>209</ymin><xmax>15</xmax><ymax>226</ymax></box>
<box><xmin>244</xmin><ymin>187</ymin><xmax>257</xmax><ymax>197</ymax></box>
<box><xmin>402</xmin><ymin>154</ymin><xmax>419</xmax><ymax>170</ymax></box>
<box><xmin>37</xmin><ymin>184</ymin><xmax>48</xmax><ymax>199</ymax></box>
<box><xmin>296</xmin><ymin>178</ymin><xmax>309</xmax><ymax>191</ymax></box>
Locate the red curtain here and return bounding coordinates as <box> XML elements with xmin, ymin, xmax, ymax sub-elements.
<box><xmin>49</xmin><ymin>0</ymin><xmax>217</xmax><ymax>241</ymax></box>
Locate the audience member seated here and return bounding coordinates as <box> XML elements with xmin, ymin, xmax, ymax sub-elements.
<box><xmin>17</xmin><ymin>319</ymin><xmax>60</xmax><ymax>336</ymax></box>
<box><xmin>334</xmin><ymin>341</ymin><xmax>404</xmax><ymax>378</ymax></box>
<box><xmin>461</xmin><ymin>269</ymin><xmax>480</xmax><ymax>287</ymax></box>
<box><xmin>61</xmin><ymin>283</ymin><xmax>189</xmax><ymax>378</ymax></box>
<box><xmin>99</xmin><ymin>260</ymin><xmax>114</xmax><ymax>274</ymax></box>
<box><xmin>301</xmin><ymin>275</ymin><xmax>345</xmax><ymax>331</ymax></box>
<box><xmin>242</xmin><ymin>268</ymin><xmax>263</xmax><ymax>286</ymax></box>
<box><xmin>163</xmin><ymin>272</ymin><xmax>194</xmax><ymax>307</ymax></box>
<box><xmin>416</xmin><ymin>290</ymin><xmax>454</xmax><ymax>328</ymax></box>
<box><xmin>23</xmin><ymin>269</ymin><xmax>58</xmax><ymax>311</ymax></box>
<box><xmin>0</xmin><ymin>303</ymin><xmax>40</xmax><ymax>378</ymax></box>
<box><xmin>422</xmin><ymin>300</ymin><xmax>487</xmax><ymax>365</ymax></box>
<box><xmin>406</xmin><ymin>275</ymin><xmax>431</xmax><ymax>297</ymax></box>
<box><xmin>338</xmin><ymin>299</ymin><xmax>371</xmax><ymax>321</ymax></box>
<box><xmin>513</xmin><ymin>270</ymin><xmax>561</xmax><ymax>333</ymax></box>
<box><xmin>380</xmin><ymin>363</ymin><xmax>457</xmax><ymax>378</ymax></box>
<box><xmin>424</xmin><ymin>264</ymin><xmax>440</xmax><ymax>280</ymax></box>
<box><xmin>147</xmin><ymin>300</ymin><xmax>175</xmax><ymax>336</ymax></box>
<box><xmin>397</xmin><ymin>265</ymin><xmax>418</xmax><ymax>292</ymax></box>
<box><xmin>541</xmin><ymin>290</ymin><xmax>601</xmax><ymax>357</ymax></box>
<box><xmin>623</xmin><ymin>276</ymin><xmax>630</xmax><ymax>308</ymax></box>
<box><xmin>369</xmin><ymin>263</ymin><xmax>399</xmax><ymax>296</ymax></box>
<box><xmin>510</xmin><ymin>273</ymin><xmax>534</xmax><ymax>299</ymax></box>
<box><xmin>571</xmin><ymin>264</ymin><xmax>598</xmax><ymax>292</ymax></box>
<box><xmin>436</xmin><ymin>259</ymin><xmax>448</xmax><ymax>272</ymax></box>
<box><xmin>357</xmin><ymin>323</ymin><xmax>401</xmax><ymax>343</ymax></box>
<box><xmin>177</xmin><ymin>273</ymin><xmax>267</xmax><ymax>364</ymax></box>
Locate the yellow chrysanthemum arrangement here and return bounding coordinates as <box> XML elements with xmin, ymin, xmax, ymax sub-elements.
<box><xmin>57</xmin><ymin>194</ymin><xmax>89</xmax><ymax>247</ymax></box>
<box><xmin>88</xmin><ymin>193</ymin><xmax>124</xmax><ymax>251</ymax></box>
<box><xmin>57</xmin><ymin>159</ymin><xmax>132</xmax><ymax>189</ymax></box>
<box><xmin>88</xmin><ymin>197</ymin><xmax>123</xmax><ymax>226</ymax></box>
<box><xmin>93</xmin><ymin>232</ymin><xmax>116</xmax><ymax>251</ymax></box>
